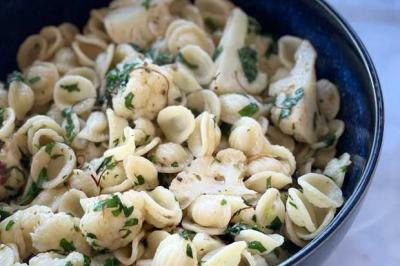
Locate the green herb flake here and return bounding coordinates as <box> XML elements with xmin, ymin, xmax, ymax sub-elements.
<box><xmin>112</xmin><ymin>138</ymin><xmax>120</xmax><ymax>147</ymax></box>
<box><xmin>45</xmin><ymin>142</ymin><xmax>56</xmax><ymax>155</ymax></box>
<box><xmin>86</xmin><ymin>232</ymin><xmax>97</xmax><ymax>239</ymax></box>
<box><xmin>120</xmin><ymin>228</ymin><xmax>131</xmax><ymax>239</ymax></box>
<box><xmin>65</xmin><ymin>262</ymin><xmax>73</xmax><ymax>266</ymax></box>
<box><xmin>28</xmin><ymin>76</ymin><xmax>41</xmax><ymax>84</ymax></box>
<box><xmin>219</xmin><ymin>122</ymin><xmax>231</xmax><ymax>137</ymax></box>
<box><xmin>124</xmin><ymin>92</ymin><xmax>134</xmax><ymax>110</ymax></box>
<box><xmin>5</xmin><ymin>71</ymin><xmax>24</xmax><ymax>89</ymax></box>
<box><xmin>106</xmin><ymin>62</ymin><xmax>138</xmax><ymax>94</ymax></box>
<box><xmin>204</xmin><ymin>17</ymin><xmax>218</xmax><ymax>32</ymax></box>
<box><xmin>141</xmin><ymin>0</ymin><xmax>151</xmax><ymax>10</ymax></box>
<box><xmin>323</xmin><ymin>133</ymin><xmax>336</xmax><ymax>147</ymax></box>
<box><xmin>135</xmin><ymin>175</ymin><xmax>145</xmax><ymax>185</ymax></box>
<box><xmin>84</xmin><ymin>255</ymin><xmax>91</xmax><ymax>266</ymax></box>
<box><xmin>264</xmin><ymin>41</ymin><xmax>276</xmax><ymax>59</ymax></box>
<box><xmin>224</xmin><ymin>223</ymin><xmax>260</xmax><ymax>236</ymax></box>
<box><xmin>266</xmin><ymin>176</ymin><xmax>272</xmax><ymax>189</ymax></box>
<box><xmin>248</xmin><ymin>240</ymin><xmax>267</xmax><ymax>253</ymax></box>
<box><xmin>186</xmin><ymin>243</ymin><xmax>193</xmax><ymax>258</ymax></box>
<box><xmin>213</xmin><ymin>46</ymin><xmax>223</xmax><ymax>61</ymax></box>
<box><xmin>176</xmin><ymin>52</ymin><xmax>198</xmax><ymax>70</ymax></box>
<box><xmin>221</xmin><ymin>199</ymin><xmax>227</xmax><ymax>206</ymax></box>
<box><xmin>239</xmin><ymin>103</ymin><xmax>259</xmax><ymax>117</ymax></box>
<box><xmin>59</xmin><ymin>238</ymin><xmax>76</xmax><ymax>253</ymax></box>
<box><xmin>145</xmin><ymin>49</ymin><xmax>175</xmax><ymax>65</ymax></box>
<box><xmin>124</xmin><ymin>218</ymin><xmax>138</xmax><ymax>227</ymax></box>
<box><xmin>170</xmin><ymin>161</ymin><xmax>179</xmax><ymax>168</ymax></box>
<box><xmin>179</xmin><ymin>230</ymin><xmax>195</xmax><ymax>240</ymax></box>
<box><xmin>252</xmin><ymin>214</ymin><xmax>257</xmax><ymax>223</ymax></box>
<box><xmin>248</xmin><ymin>17</ymin><xmax>262</xmax><ymax>34</ymax></box>
<box><xmin>103</xmin><ymin>257</ymin><xmax>120</xmax><ymax>266</ymax></box>
<box><xmin>238</xmin><ymin>47</ymin><xmax>258</xmax><ymax>83</ymax></box>
<box><xmin>341</xmin><ymin>166</ymin><xmax>348</xmax><ymax>173</ymax></box>
<box><xmin>267</xmin><ymin>216</ymin><xmax>283</xmax><ymax>230</ymax></box>
<box><xmin>60</xmin><ymin>83</ymin><xmax>80</xmax><ymax>92</ymax></box>
<box><xmin>0</xmin><ymin>209</ymin><xmax>11</xmax><ymax>222</ymax></box>
<box><xmin>278</xmin><ymin>88</ymin><xmax>305</xmax><ymax>120</ymax></box>
<box><xmin>289</xmin><ymin>201</ymin><xmax>298</xmax><ymax>209</ymax></box>
<box><xmin>62</xmin><ymin>109</ymin><xmax>76</xmax><ymax>143</ymax></box>
<box><xmin>5</xmin><ymin>220</ymin><xmax>15</xmax><ymax>231</ymax></box>
<box><xmin>0</xmin><ymin>108</ymin><xmax>6</xmax><ymax>128</ymax></box>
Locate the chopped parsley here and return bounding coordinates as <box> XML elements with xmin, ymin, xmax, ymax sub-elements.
<box><xmin>176</xmin><ymin>52</ymin><xmax>198</xmax><ymax>70</ymax></box>
<box><xmin>93</xmin><ymin>194</ymin><xmax>133</xmax><ymax>217</ymax></box>
<box><xmin>145</xmin><ymin>49</ymin><xmax>174</xmax><ymax>65</ymax></box>
<box><xmin>266</xmin><ymin>216</ymin><xmax>283</xmax><ymax>230</ymax></box>
<box><xmin>112</xmin><ymin>138</ymin><xmax>120</xmax><ymax>147</ymax></box>
<box><xmin>186</xmin><ymin>244</ymin><xmax>193</xmax><ymax>258</ymax></box>
<box><xmin>277</xmin><ymin>88</ymin><xmax>305</xmax><ymax>120</ymax></box>
<box><xmin>5</xmin><ymin>71</ymin><xmax>24</xmax><ymax>89</ymax></box>
<box><xmin>0</xmin><ymin>209</ymin><xmax>11</xmax><ymax>222</ymax></box>
<box><xmin>323</xmin><ymin>133</ymin><xmax>336</xmax><ymax>147</ymax></box>
<box><xmin>238</xmin><ymin>46</ymin><xmax>258</xmax><ymax>83</ymax></box>
<box><xmin>219</xmin><ymin>122</ymin><xmax>232</xmax><ymax>137</ymax></box>
<box><xmin>135</xmin><ymin>175</ymin><xmax>145</xmax><ymax>185</ymax></box>
<box><xmin>86</xmin><ymin>232</ymin><xmax>97</xmax><ymax>239</ymax></box>
<box><xmin>59</xmin><ymin>238</ymin><xmax>76</xmax><ymax>253</ymax></box>
<box><xmin>289</xmin><ymin>201</ymin><xmax>298</xmax><ymax>209</ymax></box>
<box><xmin>248</xmin><ymin>241</ymin><xmax>267</xmax><ymax>253</ymax></box>
<box><xmin>239</xmin><ymin>103</ymin><xmax>259</xmax><ymax>117</ymax></box>
<box><xmin>96</xmin><ymin>156</ymin><xmax>117</xmax><ymax>175</ymax></box>
<box><xmin>266</xmin><ymin>176</ymin><xmax>272</xmax><ymax>189</ymax></box>
<box><xmin>28</xmin><ymin>76</ymin><xmax>41</xmax><ymax>84</ymax></box>
<box><xmin>224</xmin><ymin>223</ymin><xmax>260</xmax><ymax>236</ymax></box>
<box><xmin>204</xmin><ymin>17</ymin><xmax>218</xmax><ymax>32</ymax></box>
<box><xmin>221</xmin><ymin>199</ymin><xmax>227</xmax><ymax>206</ymax></box>
<box><xmin>103</xmin><ymin>257</ymin><xmax>120</xmax><ymax>266</ymax></box>
<box><xmin>83</xmin><ymin>255</ymin><xmax>91</xmax><ymax>266</ymax></box>
<box><xmin>60</xmin><ymin>83</ymin><xmax>80</xmax><ymax>92</ymax></box>
<box><xmin>124</xmin><ymin>92</ymin><xmax>134</xmax><ymax>110</ymax></box>
<box><xmin>45</xmin><ymin>142</ymin><xmax>56</xmax><ymax>155</ymax></box>
<box><xmin>65</xmin><ymin>262</ymin><xmax>73</xmax><ymax>266</ymax></box>
<box><xmin>341</xmin><ymin>166</ymin><xmax>348</xmax><ymax>173</ymax></box>
<box><xmin>119</xmin><ymin>228</ymin><xmax>132</xmax><ymax>239</ymax></box>
<box><xmin>19</xmin><ymin>168</ymin><xmax>48</xmax><ymax>205</ymax></box>
<box><xmin>170</xmin><ymin>161</ymin><xmax>179</xmax><ymax>168</ymax></box>
<box><xmin>265</xmin><ymin>40</ymin><xmax>276</xmax><ymax>59</ymax></box>
<box><xmin>179</xmin><ymin>230</ymin><xmax>195</xmax><ymax>240</ymax></box>
<box><xmin>5</xmin><ymin>220</ymin><xmax>15</xmax><ymax>231</ymax></box>
<box><xmin>129</xmin><ymin>43</ymin><xmax>146</xmax><ymax>53</ymax></box>
<box><xmin>0</xmin><ymin>108</ymin><xmax>6</xmax><ymax>128</ymax></box>
<box><xmin>106</xmin><ymin>63</ymin><xmax>138</xmax><ymax>94</ymax></box>
<box><xmin>124</xmin><ymin>218</ymin><xmax>138</xmax><ymax>227</ymax></box>
<box><xmin>212</xmin><ymin>46</ymin><xmax>223</xmax><ymax>61</ymax></box>
<box><xmin>62</xmin><ymin>109</ymin><xmax>76</xmax><ymax>143</ymax></box>
<box><xmin>141</xmin><ymin>0</ymin><xmax>151</xmax><ymax>10</ymax></box>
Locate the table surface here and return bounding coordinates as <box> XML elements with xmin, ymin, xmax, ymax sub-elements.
<box><xmin>324</xmin><ymin>0</ymin><xmax>400</xmax><ymax>265</ymax></box>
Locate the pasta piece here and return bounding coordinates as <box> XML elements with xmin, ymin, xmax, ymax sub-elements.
<box><xmin>317</xmin><ymin>79</ymin><xmax>341</xmax><ymax>120</ymax></box>
<box><xmin>68</xmin><ymin>169</ymin><xmax>101</xmax><ymax>197</ymax></box>
<box><xmin>58</xmin><ymin>22</ymin><xmax>79</xmax><ymax>46</ymax></box>
<box><xmin>0</xmin><ymin>244</ymin><xmax>20</xmax><ymax>266</ymax></box>
<box><xmin>192</xmin><ymin>233</ymin><xmax>224</xmax><ymax>259</ymax></box>
<box><xmin>0</xmin><ymin>108</ymin><xmax>16</xmax><ymax>141</ymax></box>
<box><xmin>104</xmin><ymin>126</ymin><xmax>136</xmax><ymax>160</ymax></box>
<box><xmin>311</xmin><ymin>119</ymin><xmax>345</xmax><ymax>150</ymax></box>
<box><xmin>186</xmin><ymin>89</ymin><xmax>221</xmax><ymax>122</ymax></box>
<box><xmin>141</xmin><ymin>230</ymin><xmax>171</xmax><ymax>259</ymax></box>
<box><xmin>286</xmin><ymin>188</ymin><xmax>317</xmax><ymax>233</ymax></box>
<box><xmin>106</xmin><ymin>108</ymin><xmax>128</xmax><ymax>148</ymax></box>
<box><xmin>54</xmin><ymin>75</ymin><xmax>96</xmax><ymax>115</ymax></box>
<box><xmin>219</xmin><ymin>93</ymin><xmax>263</xmax><ymax>124</ymax></box>
<box><xmin>8</xmin><ymin>80</ymin><xmax>34</xmax><ymax>121</ymax></box>
<box><xmin>148</xmin><ymin>142</ymin><xmax>193</xmax><ymax>173</ymax></box>
<box><xmin>188</xmin><ymin>111</ymin><xmax>221</xmax><ymax>157</ymax></box>
<box><xmin>78</xmin><ymin>111</ymin><xmax>109</xmax><ymax>142</ymax></box>
<box><xmin>84</xmin><ymin>8</ymin><xmax>111</xmax><ymax>41</ymax></box>
<box><xmin>323</xmin><ymin>153</ymin><xmax>351</xmax><ymax>188</ymax></box>
<box><xmin>114</xmin><ymin>231</ymin><xmax>145</xmax><ymax>265</ymax></box>
<box><xmin>277</xmin><ymin>36</ymin><xmax>302</xmax><ymax>69</ymax></box>
<box><xmin>152</xmin><ymin>234</ymin><xmax>197</xmax><ymax>266</ymax></box>
<box><xmin>235</xmin><ymin>229</ymin><xmax>284</xmax><ymax>255</ymax></box>
<box><xmin>30</xmin><ymin>142</ymin><xmax>76</xmax><ymax>189</ymax></box>
<box><xmin>28</xmin><ymin>251</ymin><xmax>85</xmax><ymax>266</ymax></box>
<box><xmin>124</xmin><ymin>155</ymin><xmax>159</xmax><ymax>190</ymax></box>
<box><xmin>39</xmin><ymin>26</ymin><xmax>65</xmax><ymax>60</ymax></box>
<box><xmin>57</xmin><ymin>189</ymin><xmax>87</xmax><ymax>217</ymax></box>
<box><xmin>168</xmin><ymin>64</ymin><xmax>203</xmax><ymax>93</ymax></box>
<box><xmin>53</xmin><ymin>47</ymin><xmax>79</xmax><ymax>74</ymax></box>
<box><xmin>132</xmin><ymin>117</ymin><xmax>156</xmax><ymax>146</ymax></box>
<box><xmin>201</xmin><ymin>241</ymin><xmax>246</xmax><ymax>266</ymax></box>
<box><xmin>96</xmin><ymin>44</ymin><xmax>115</xmax><ymax>78</ymax></box>
<box><xmin>157</xmin><ymin>106</ymin><xmax>195</xmax><ymax>144</ymax></box>
<box><xmin>255</xmin><ymin>188</ymin><xmax>285</xmax><ymax>230</ymax></box>
<box><xmin>17</xmin><ymin>35</ymin><xmax>47</xmax><ymax>70</ymax></box>
<box><xmin>66</xmin><ymin>67</ymin><xmax>101</xmax><ymax>90</ymax></box>
<box><xmin>72</xmin><ymin>34</ymin><xmax>108</xmax><ymax>67</ymax></box>
<box><xmin>24</xmin><ymin>62</ymin><xmax>59</xmax><ymax>105</ymax></box>
<box><xmin>196</xmin><ymin>0</ymin><xmax>234</xmax><ymax>28</ymax></box>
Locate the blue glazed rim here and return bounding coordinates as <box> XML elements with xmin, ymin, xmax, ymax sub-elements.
<box><xmin>281</xmin><ymin>0</ymin><xmax>384</xmax><ymax>265</ymax></box>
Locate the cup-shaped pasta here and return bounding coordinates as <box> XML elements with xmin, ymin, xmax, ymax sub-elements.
<box><xmin>187</xmin><ymin>90</ymin><xmax>221</xmax><ymax>122</ymax></box>
<box><xmin>58</xmin><ymin>22</ymin><xmax>79</xmax><ymax>46</ymax></box>
<box><xmin>17</xmin><ymin>35</ymin><xmax>47</xmax><ymax>70</ymax></box>
<box><xmin>114</xmin><ymin>231</ymin><xmax>145</xmax><ymax>265</ymax></box>
<box><xmin>220</xmin><ymin>93</ymin><xmax>263</xmax><ymax>124</ymax></box>
<box><xmin>104</xmin><ymin>127</ymin><xmax>136</xmax><ymax>161</ymax></box>
<box><xmin>166</xmin><ymin>19</ymin><xmax>215</xmax><ymax>56</ymax></box>
<box><xmin>112</xmin><ymin>63</ymin><xmax>170</xmax><ymax>120</ymax></box>
<box><xmin>30</xmin><ymin>142</ymin><xmax>76</xmax><ymax>189</ymax></box>
<box><xmin>148</xmin><ymin>142</ymin><xmax>193</xmax><ymax>173</ymax></box>
<box><xmin>114</xmin><ymin>43</ymin><xmax>141</xmax><ymax>65</ymax></box>
<box><xmin>85</xmin><ymin>8</ymin><xmax>110</xmax><ymax>41</ymax></box>
<box><xmin>192</xmin><ymin>233</ymin><xmax>224</xmax><ymax>259</ymax></box>
<box><xmin>284</xmin><ymin>213</ymin><xmax>307</xmax><ymax>247</ymax></box>
<box><xmin>39</xmin><ymin>26</ymin><xmax>65</xmax><ymax>60</ymax></box>
<box><xmin>211</xmin><ymin>9</ymin><xmax>268</xmax><ymax>95</ymax></box>
<box><xmin>195</xmin><ymin>0</ymin><xmax>234</xmax><ymax>28</ymax></box>
<box><xmin>106</xmin><ymin>108</ymin><xmax>129</xmax><ymax>148</ymax></box>
<box><xmin>68</xmin><ymin>169</ymin><xmax>101</xmax><ymax>197</ymax></box>
<box><xmin>298</xmin><ymin>173</ymin><xmax>344</xmax><ymax>208</ymax></box>
<box><xmin>188</xmin><ymin>112</ymin><xmax>221</xmax><ymax>157</ymax></box>
<box><xmin>317</xmin><ymin>79</ymin><xmax>340</xmax><ymax>120</ymax></box>
<box><xmin>141</xmin><ymin>230</ymin><xmax>171</xmax><ymax>259</ymax></box>
<box><xmin>277</xmin><ymin>36</ymin><xmax>302</xmax><ymax>69</ymax></box>
<box><xmin>53</xmin><ymin>47</ymin><xmax>79</xmax><ymax>74</ymax></box>
<box><xmin>57</xmin><ymin>189</ymin><xmax>87</xmax><ymax>217</ymax></box>
<box><xmin>0</xmin><ymin>108</ymin><xmax>15</xmax><ymax>141</ymax></box>
<box><xmin>30</xmin><ymin>128</ymin><xmax>64</xmax><ymax>155</ymax></box>
<box><xmin>235</xmin><ymin>229</ymin><xmax>284</xmax><ymax>255</ymax></box>
<box><xmin>78</xmin><ymin>111</ymin><xmax>109</xmax><ymax>142</ymax></box>
<box><xmin>61</xmin><ymin>110</ymin><xmax>85</xmax><ymax>148</ymax></box>
<box><xmin>286</xmin><ymin>188</ymin><xmax>317</xmax><ymax>233</ymax></box>
<box><xmin>177</xmin><ymin>45</ymin><xmax>215</xmax><ymax>85</ymax></box>
<box><xmin>96</xmin><ymin>44</ymin><xmax>115</xmax><ymax>78</ymax></box>
<box><xmin>72</xmin><ymin>34</ymin><xmax>108</xmax><ymax>67</ymax></box>
<box><xmin>157</xmin><ymin>106</ymin><xmax>195</xmax><ymax>144</ymax></box>
<box><xmin>152</xmin><ymin>234</ymin><xmax>197</xmax><ymax>266</ymax></box>
<box><xmin>323</xmin><ymin>153</ymin><xmax>351</xmax><ymax>188</ymax></box>
<box><xmin>28</xmin><ymin>252</ymin><xmax>86</xmax><ymax>266</ymax></box>
<box><xmin>54</xmin><ymin>75</ymin><xmax>96</xmax><ymax>115</ymax></box>
<box><xmin>25</xmin><ymin>62</ymin><xmax>59</xmax><ymax>105</ymax></box>
<box><xmin>311</xmin><ymin>119</ymin><xmax>345</xmax><ymax>150</ymax></box>
<box><xmin>0</xmin><ymin>244</ymin><xmax>19</xmax><ymax>266</ymax></box>
<box><xmin>141</xmin><ymin>186</ymin><xmax>182</xmax><ymax>228</ymax></box>
<box><xmin>31</xmin><ymin>212</ymin><xmax>91</xmax><ymax>255</ymax></box>
<box><xmin>87</xmin><ymin>156</ymin><xmax>126</xmax><ymax>190</ymax></box>
<box><xmin>246</xmin><ymin>156</ymin><xmax>291</xmax><ymax>177</ymax></box>
<box><xmin>80</xmin><ymin>192</ymin><xmax>144</xmax><ymax>251</ymax></box>
<box><xmin>124</xmin><ymin>155</ymin><xmax>158</xmax><ymax>190</ymax></box>
<box><xmin>169</xmin><ymin>65</ymin><xmax>203</xmax><ymax>93</ymax></box>
<box><xmin>201</xmin><ymin>241</ymin><xmax>247</xmax><ymax>266</ymax></box>
<box><xmin>0</xmin><ymin>205</ymin><xmax>54</xmax><ymax>259</ymax></box>
<box><xmin>266</xmin><ymin>126</ymin><xmax>295</xmax><ymax>152</ymax></box>
<box><xmin>229</xmin><ymin>117</ymin><xmax>266</xmax><ymax>157</ymax></box>
<box><xmin>255</xmin><ymin>188</ymin><xmax>285</xmax><ymax>231</ymax></box>
<box><xmin>135</xmin><ymin>136</ymin><xmax>161</xmax><ymax>157</ymax></box>
<box><xmin>132</xmin><ymin>117</ymin><xmax>156</xmax><ymax>146</ymax></box>
<box><xmin>66</xmin><ymin>67</ymin><xmax>101</xmax><ymax>90</ymax></box>
<box><xmin>8</xmin><ymin>81</ymin><xmax>34</xmax><ymax>121</ymax></box>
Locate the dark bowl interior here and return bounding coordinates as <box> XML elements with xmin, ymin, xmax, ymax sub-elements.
<box><xmin>0</xmin><ymin>0</ymin><xmax>384</xmax><ymax>265</ymax></box>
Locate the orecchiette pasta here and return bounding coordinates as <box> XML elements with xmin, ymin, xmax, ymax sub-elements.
<box><xmin>1</xmin><ymin>1</ymin><xmax>351</xmax><ymax>265</ymax></box>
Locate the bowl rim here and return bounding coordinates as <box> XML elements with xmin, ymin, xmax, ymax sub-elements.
<box><xmin>281</xmin><ymin>0</ymin><xmax>385</xmax><ymax>265</ymax></box>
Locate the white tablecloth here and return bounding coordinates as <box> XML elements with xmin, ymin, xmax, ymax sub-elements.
<box><xmin>324</xmin><ymin>1</ymin><xmax>400</xmax><ymax>265</ymax></box>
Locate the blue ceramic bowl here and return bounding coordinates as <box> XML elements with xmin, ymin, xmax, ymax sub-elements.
<box><xmin>0</xmin><ymin>0</ymin><xmax>384</xmax><ymax>265</ymax></box>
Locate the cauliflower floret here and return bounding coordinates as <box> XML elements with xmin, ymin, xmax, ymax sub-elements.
<box><xmin>169</xmin><ymin>148</ymin><xmax>256</xmax><ymax>209</ymax></box>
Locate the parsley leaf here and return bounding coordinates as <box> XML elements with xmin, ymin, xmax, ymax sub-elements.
<box><xmin>224</xmin><ymin>223</ymin><xmax>260</xmax><ymax>236</ymax></box>
<box><xmin>124</xmin><ymin>218</ymin><xmax>138</xmax><ymax>227</ymax></box>
<box><xmin>212</xmin><ymin>46</ymin><xmax>223</xmax><ymax>61</ymax></box>
<box><xmin>28</xmin><ymin>76</ymin><xmax>41</xmax><ymax>84</ymax></box>
<box><xmin>135</xmin><ymin>175</ymin><xmax>145</xmax><ymax>185</ymax></box>
<box><xmin>106</xmin><ymin>63</ymin><xmax>138</xmax><ymax>94</ymax></box>
<box><xmin>86</xmin><ymin>232</ymin><xmax>97</xmax><ymax>239</ymax></box>
<box><xmin>62</xmin><ymin>109</ymin><xmax>77</xmax><ymax>143</ymax></box>
<box><xmin>248</xmin><ymin>241</ymin><xmax>267</xmax><ymax>253</ymax></box>
<box><xmin>323</xmin><ymin>133</ymin><xmax>336</xmax><ymax>147</ymax></box>
<box><xmin>221</xmin><ymin>199</ymin><xmax>227</xmax><ymax>206</ymax></box>
<box><xmin>60</xmin><ymin>83</ymin><xmax>80</xmax><ymax>92</ymax></box>
<box><xmin>45</xmin><ymin>142</ymin><xmax>56</xmax><ymax>155</ymax></box>
<box><xmin>124</xmin><ymin>92</ymin><xmax>134</xmax><ymax>110</ymax></box>
<box><xmin>170</xmin><ymin>162</ymin><xmax>179</xmax><ymax>168</ymax></box>
<box><xmin>238</xmin><ymin>47</ymin><xmax>258</xmax><ymax>83</ymax></box>
<box><xmin>141</xmin><ymin>0</ymin><xmax>151</xmax><ymax>10</ymax></box>
<box><xmin>103</xmin><ymin>257</ymin><xmax>120</xmax><ymax>266</ymax></box>
<box><xmin>5</xmin><ymin>71</ymin><xmax>24</xmax><ymax>89</ymax></box>
<box><xmin>266</xmin><ymin>216</ymin><xmax>283</xmax><ymax>230</ymax></box>
<box><xmin>19</xmin><ymin>168</ymin><xmax>48</xmax><ymax>205</ymax></box>
<box><xmin>239</xmin><ymin>103</ymin><xmax>259</xmax><ymax>117</ymax></box>
<box><xmin>83</xmin><ymin>255</ymin><xmax>91</xmax><ymax>266</ymax></box>
<box><xmin>186</xmin><ymin>243</ymin><xmax>193</xmax><ymax>258</ymax></box>
<box><xmin>278</xmin><ymin>88</ymin><xmax>305</xmax><ymax>120</ymax></box>
<box><xmin>179</xmin><ymin>230</ymin><xmax>195</xmax><ymax>240</ymax></box>
<box><xmin>0</xmin><ymin>108</ymin><xmax>6</xmax><ymax>128</ymax></box>
<box><xmin>65</xmin><ymin>262</ymin><xmax>73</xmax><ymax>266</ymax></box>
<box><xmin>59</xmin><ymin>238</ymin><xmax>76</xmax><ymax>253</ymax></box>
<box><xmin>5</xmin><ymin>220</ymin><xmax>15</xmax><ymax>231</ymax></box>
<box><xmin>0</xmin><ymin>209</ymin><xmax>11</xmax><ymax>222</ymax></box>
<box><xmin>145</xmin><ymin>49</ymin><xmax>174</xmax><ymax>65</ymax></box>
